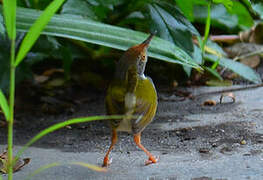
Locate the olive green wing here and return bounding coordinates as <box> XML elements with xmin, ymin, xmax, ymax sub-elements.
<box><xmin>131</xmin><ymin>78</ymin><xmax>157</xmax><ymax>134</ymax></box>
<box><xmin>105</xmin><ymin>83</ymin><xmax>126</xmax><ymax>128</ymax></box>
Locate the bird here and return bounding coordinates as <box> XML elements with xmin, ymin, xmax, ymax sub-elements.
<box><xmin>103</xmin><ymin>33</ymin><xmax>158</xmax><ymax>167</ymax></box>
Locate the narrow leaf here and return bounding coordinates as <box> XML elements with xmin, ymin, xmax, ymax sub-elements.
<box><xmin>205</xmin><ymin>54</ymin><xmax>262</xmax><ymax>83</ymax></box>
<box><xmin>70</xmin><ymin>162</ymin><xmax>107</xmax><ymax>172</ymax></box>
<box><xmin>12</xmin><ymin>6</ymin><xmax>200</xmax><ymax>69</ymax></box>
<box><xmin>26</xmin><ymin>161</ymin><xmax>106</xmax><ymax>180</ymax></box>
<box><xmin>15</xmin><ymin>115</ymin><xmax>123</xmax><ymax>162</ymax></box>
<box><xmin>15</xmin><ymin>0</ymin><xmax>66</xmax><ymax>66</ymax></box>
<box><xmin>0</xmin><ymin>89</ymin><xmax>9</xmax><ymax>121</ymax></box>
<box><xmin>25</xmin><ymin>162</ymin><xmax>60</xmax><ymax>180</ymax></box>
<box><xmin>204</xmin><ymin>66</ymin><xmax>223</xmax><ymax>81</ymax></box>
<box><xmin>2</xmin><ymin>0</ymin><xmax>16</xmax><ymax>39</ymax></box>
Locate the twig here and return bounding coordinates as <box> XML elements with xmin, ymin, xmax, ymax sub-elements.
<box><xmin>193</xmin><ymin>83</ymin><xmax>263</xmax><ymax>99</ymax></box>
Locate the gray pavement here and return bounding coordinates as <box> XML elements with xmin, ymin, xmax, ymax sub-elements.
<box><xmin>1</xmin><ymin>86</ymin><xmax>263</xmax><ymax>180</ymax></box>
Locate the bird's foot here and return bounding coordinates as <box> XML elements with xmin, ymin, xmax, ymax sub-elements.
<box><xmin>145</xmin><ymin>156</ymin><xmax>159</xmax><ymax>166</ymax></box>
<box><xmin>102</xmin><ymin>156</ymin><xmax>112</xmax><ymax>167</ymax></box>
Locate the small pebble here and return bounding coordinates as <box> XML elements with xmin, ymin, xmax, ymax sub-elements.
<box><xmin>199</xmin><ymin>148</ymin><xmax>210</xmax><ymax>154</ymax></box>
<box><xmin>240</xmin><ymin>140</ymin><xmax>246</xmax><ymax>145</ymax></box>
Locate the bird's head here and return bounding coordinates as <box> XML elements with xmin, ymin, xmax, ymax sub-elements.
<box><xmin>115</xmin><ymin>33</ymin><xmax>154</xmax><ymax>79</ymax></box>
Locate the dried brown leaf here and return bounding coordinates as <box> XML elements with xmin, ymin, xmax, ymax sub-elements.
<box><xmin>203</xmin><ymin>100</ymin><xmax>216</xmax><ymax>106</ymax></box>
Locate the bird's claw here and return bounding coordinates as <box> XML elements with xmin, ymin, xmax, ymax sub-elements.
<box><xmin>145</xmin><ymin>156</ymin><xmax>159</xmax><ymax>166</ymax></box>
<box><xmin>102</xmin><ymin>157</ymin><xmax>112</xmax><ymax>167</ymax></box>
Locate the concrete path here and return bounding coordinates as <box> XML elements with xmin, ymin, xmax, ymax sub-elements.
<box><xmin>1</xmin><ymin>86</ymin><xmax>263</xmax><ymax>180</ymax></box>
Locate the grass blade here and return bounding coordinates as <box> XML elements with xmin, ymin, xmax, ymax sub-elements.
<box><xmin>25</xmin><ymin>162</ymin><xmax>59</xmax><ymax>180</ymax></box>
<box><xmin>26</xmin><ymin>161</ymin><xmax>106</xmax><ymax>180</ymax></box>
<box><xmin>12</xmin><ymin>6</ymin><xmax>200</xmax><ymax>69</ymax></box>
<box><xmin>0</xmin><ymin>89</ymin><xmax>9</xmax><ymax>121</ymax></box>
<box><xmin>15</xmin><ymin>0</ymin><xmax>66</xmax><ymax>66</ymax></box>
<box><xmin>15</xmin><ymin>115</ymin><xmax>122</xmax><ymax>162</ymax></box>
<box><xmin>2</xmin><ymin>0</ymin><xmax>16</xmax><ymax>39</ymax></box>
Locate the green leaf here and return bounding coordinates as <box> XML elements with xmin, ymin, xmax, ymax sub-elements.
<box><xmin>0</xmin><ymin>14</ymin><xmax>5</xmax><ymax>36</ymax></box>
<box><xmin>228</xmin><ymin>1</ymin><xmax>254</xmax><ymax>29</ymax></box>
<box><xmin>0</xmin><ymin>89</ymin><xmax>9</xmax><ymax>121</ymax></box>
<box><xmin>61</xmin><ymin>0</ymin><xmax>96</xmax><ymax>19</ymax></box>
<box><xmin>204</xmin><ymin>66</ymin><xmax>223</xmax><ymax>80</ymax></box>
<box><xmin>194</xmin><ymin>4</ymin><xmax>238</xmax><ymax>31</ymax></box>
<box><xmin>15</xmin><ymin>115</ymin><xmax>123</xmax><ymax>163</ymax></box>
<box><xmin>147</xmin><ymin>1</ymin><xmax>199</xmax><ymax>54</ymax></box>
<box><xmin>213</xmin><ymin>0</ymin><xmax>233</xmax><ymax>10</ymax></box>
<box><xmin>0</xmin><ymin>35</ymin><xmax>34</xmax><ymax>93</ymax></box>
<box><xmin>252</xmin><ymin>3</ymin><xmax>263</xmax><ymax>19</ymax></box>
<box><xmin>14</xmin><ymin>6</ymin><xmax>200</xmax><ymax>69</ymax></box>
<box><xmin>174</xmin><ymin>0</ymin><xmax>195</xmax><ymax>21</ymax></box>
<box><xmin>2</xmin><ymin>0</ymin><xmax>16</xmax><ymax>39</ymax></box>
<box><xmin>205</xmin><ymin>54</ymin><xmax>262</xmax><ymax>83</ymax></box>
<box><xmin>15</xmin><ymin>0</ymin><xmax>66</xmax><ymax>66</ymax></box>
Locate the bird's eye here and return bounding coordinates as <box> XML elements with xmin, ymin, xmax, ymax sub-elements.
<box><xmin>141</xmin><ymin>55</ymin><xmax>146</xmax><ymax>61</ymax></box>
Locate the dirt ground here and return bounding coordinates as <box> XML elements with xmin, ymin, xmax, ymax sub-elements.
<box><xmin>1</xmin><ymin>85</ymin><xmax>263</xmax><ymax>179</ymax></box>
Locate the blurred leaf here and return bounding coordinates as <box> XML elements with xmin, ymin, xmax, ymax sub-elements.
<box><xmin>228</xmin><ymin>1</ymin><xmax>254</xmax><ymax>29</ymax></box>
<box><xmin>2</xmin><ymin>0</ymin><xmax>16</xmax><ymax>39</ymax></box>
<box><xmin>206</xmin><ymin>79</ymin><xmax>233</xmax><ymax>86</ymax></box>
<box><xmin>26</xmin><ymin>161</ymin><xmax>106</xmax><ymax>180</ymax></box>
<box><xmin>194</xmin><ymin>4</ymin><xmax>238</xmax><ymax>31</ymax></box>
<box><xmin>204</xmin><ymin>66</ymin><xmax>223</xmax><ymax>80</ymax></box>
<box><xmin>15</xmin><ymin>0</ymin><xmax>66</xmax><ymax>66</ymax></box>
<box><xmin>147</xmin><ymin>1</ymin><xmax>199</xmax><ymax>54</ymax></box>
<box><xmin>61</xmin><ymin>0</ymin><xmax>96</xmax><ymax>19</ymax></box>
<box><xmin>0</xmin><ymin>14</ymin><xmax>5</xmax><ymax>36</ymax></box>
<box><xmin>174</xmin><ymin>0</ymin><xmax>208</xmax><ymax>21</ymax></box>
<box><xmin>0</xmin><ymin>35</ymin><xmax>33</xmax><ymax>93</ymax></box>
<box><xmin>14</xmin><ymin>6</ymin><xmax>200</xmax><ymax>69</ymax></box>
<box><xmin>252</xmin><ymin>2</ymin><xmax>263</xmax><ymax>19</ymax></box>
<box><xmin>0</xmin><ymin>89</ymin><xmax>9</xmax><ymax>121</ymax></box>
<box><xmin>205</xmin><ymin>39</ymin><xmax>227</xmax><ymax>57</ymax></box>
<box><xmin>174</xmin><ymin>0</ymin><xmax>195</xmax><ymax>21</ymax></box>
<box><xmin>213</xmin><ymin>0</ymin><xmax>233</xmax><ymax>10</ymax></box>
<box><xmin>60</xmin><ymin>46</ymin><xmax>73</xmax><ymax>79</ymax></box>
<box><xmin>205</xmin><ymin>54</ymin><xmax>261</xmax><ymax>83</ymax></box>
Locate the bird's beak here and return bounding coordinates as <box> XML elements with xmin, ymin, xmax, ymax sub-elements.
<box><xmin>141</xmin><ymin>33</ymin><xmax>155</xmax><ymax>48</ymax></box>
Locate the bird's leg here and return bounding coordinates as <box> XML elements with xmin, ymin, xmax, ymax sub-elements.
<box><xmin>133</xmin><ymin>133</ymin><xmax>158</xmax><ymax>165</ymax></box>
<box><xmin>102</xmin><ymin>129</ymin><xmax>118</xmax><ymax>167</ymax></box>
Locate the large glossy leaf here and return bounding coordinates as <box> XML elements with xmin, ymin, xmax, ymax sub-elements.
<box><xmin>15</xmin><ymin>0</ymin><xmax>66</xmax><ymax>66</ymax></box>
<box><xmin>147</xmin><ymin>1</ymin><xmax>199</xmax><ymax>54</ymax></box>
<box><xmin>14</xmin><ymin>6</ymin><xmax>200</xmax><ymax>69</ymax></box>
<box><xmin>2</xmin><ymin>0</ymin><xmax>16</xmax><ymax>39</ymax></box>
<box><xmin>205</xmin><ymin>54</ymin><xmax>262</xmax><ymax>83</ymax></box>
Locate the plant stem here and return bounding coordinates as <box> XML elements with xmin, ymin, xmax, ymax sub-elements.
<box><xmin>8</xmin><ymin>39</ymin><xmax>16</xmax><ymax>180</ymax></box>
<box><xmin>201</xmin><ymin>0</ymin><xmax>211</xmax><ymax>65</ymax></box>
